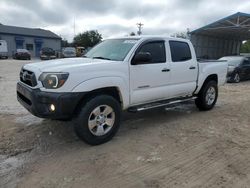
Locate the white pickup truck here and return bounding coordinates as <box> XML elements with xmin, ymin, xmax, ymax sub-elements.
<box><xmin>17</xmin><ymin>36</ymin><xmax>227</xmax><ymax>145</ymax></box>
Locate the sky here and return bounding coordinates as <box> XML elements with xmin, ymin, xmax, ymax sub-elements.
<box><xmin>0</xmin><ymin>0</ymin><xmax>250</xmax><ymax>42</ymax></box>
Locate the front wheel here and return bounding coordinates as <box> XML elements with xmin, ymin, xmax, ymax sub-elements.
<box><xmin>195</xmin><ymin>80</ymin><xmax>218</xmax><ymax>111</ymax></box>
<box><xmin>74</xmin><ymin>95</ymin><xmax>121</xmax><ymax>145</ymax></box>
<box><xmin>233</xmin><ymin>73</ymin><xmax>240</xmax><ymax>83</ymax></box>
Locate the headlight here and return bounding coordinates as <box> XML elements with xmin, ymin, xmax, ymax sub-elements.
<box><xmin>39</xmin><ymin>73</ymin><xmax>69</xmax><ymax>89</ymax></box>
<box><xmin>228</xmin><ymin>65</ymin><xmax>235</xmax><ymax>73</ymax></box>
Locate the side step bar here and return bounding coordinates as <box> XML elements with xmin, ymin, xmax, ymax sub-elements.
<box><xmin>128</xmin><ymin>96</ymin><xmax>197</xmax><ymax>112</ymax></box>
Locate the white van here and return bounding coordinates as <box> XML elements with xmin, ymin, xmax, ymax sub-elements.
<box><xmin>0</xmin><ymin>40</ymin><xmax>8</xmax><ymax>59</ymax></box>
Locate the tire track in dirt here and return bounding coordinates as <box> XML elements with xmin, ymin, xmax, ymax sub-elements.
<box><xmin>161</xmin><ymin>146</ymin><xmax>241</xmax><ymax>187</ymax></box>
<box><xmin>202</xmin><ymin>150</ymin><xmax>250</xmax><ymax>188</ymax></box>
<box><xmin>99</xmin><ymin>139</ymin><xmax>215</xmax><ymax>187</ymax></box>
<box><xmin>98</xmin><ymin>137</ymin><xmax>250</xmax><ymax>188</ymax></box>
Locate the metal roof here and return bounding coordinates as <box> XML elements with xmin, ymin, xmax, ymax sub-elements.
<box><xmin>190</xmin><ymin>12</ymin><xmax>250</xmax><ymax>40</ymax></box>
<box><xmin>0</xmin><ymin>24</ymin><xmax>61</xmax><ymax>39</ymax></box>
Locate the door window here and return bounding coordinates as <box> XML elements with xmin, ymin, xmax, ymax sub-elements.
<box><xmin>136</xmin><ymin>41</ymin><xmax>166</xmax><ymax>64</ymax></box>
<box><xmin>169</xmin><ymin>41</ymin><xmax>192</xmax><ymax>62</ymax></box>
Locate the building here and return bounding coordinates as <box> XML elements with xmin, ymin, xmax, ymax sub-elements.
<box><xmin>0</xmin><ymin>24</ymin><xmax>61</xmax><ymax>57</ymax></box>
<box><xmin>190</xmin><ymin>12</ymin><xmax>250</xmax><ymax>59</ymax></box>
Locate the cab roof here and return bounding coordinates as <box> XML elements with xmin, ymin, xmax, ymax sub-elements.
<box><xmin>107</xmin><ymin>35</ymin><xmax>190</xmax><ymax>42</ymax></box>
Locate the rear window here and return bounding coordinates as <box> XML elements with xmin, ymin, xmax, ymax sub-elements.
<box><xmin>169</xmin><ymin>41</ymin><xmax>192</xmax><ymax>62</ymax></box>
<box><xmin>17</xmin><ymin>49</ymin><xmax>28</xmax><ymax>53</ymax></box>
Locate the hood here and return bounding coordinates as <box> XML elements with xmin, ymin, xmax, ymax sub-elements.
<box><xmin>24</xmin><ymin>58</ymin><xmax>115</xmax><ymax>72</ymax></box>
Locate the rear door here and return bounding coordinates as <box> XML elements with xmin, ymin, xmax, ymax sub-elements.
<box><xmin>167</xmin><ymin>40</ymin><xmax>198</xmax><ymax>97</ymax></box>
<box><xmin>129</xmin><ymin>40</ymin><xmax>171</xmax><ymax>105</ymax></box>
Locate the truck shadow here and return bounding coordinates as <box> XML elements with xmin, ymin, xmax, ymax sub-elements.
<box><xmin>7</xmin><ymin>101</ymin><xmax>200</xmax><ymax>157</ymax></box>
<box><xmin>120</xmin><ymin>102</ymin><xmax>197</xmax><ymax>134</ymax></box>
<box><xmin>34</xmin><ymin>102</ymin><xmax>198</xmax><ymax>147</ymax></box>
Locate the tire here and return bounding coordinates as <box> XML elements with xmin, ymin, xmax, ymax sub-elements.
<box><xmin>195</xmin><ymin>80</ymin><xmax>218</xmax><ymax>111</ymax></box>
<box><xmin>233</xmin><ymin>73</ymin><xmax>240</xmax><ymax>83</ymax></box>
<box><xmin>74</xmin><ymin>95</ymin><xmax>121</xmax><ymax>145</ymax></box>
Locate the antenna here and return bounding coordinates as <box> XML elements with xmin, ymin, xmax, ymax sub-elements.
<box><xmin>74</xmin><ymin>16</ymin><xmax>76</xmax><ymax>37</ymax></box>
<box><xmin>137</xmin><ymin>22</ymin><xmax>144</xmax><ymax>35</ymax></box>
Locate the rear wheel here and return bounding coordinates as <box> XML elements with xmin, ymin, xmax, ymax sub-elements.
<box><xmin>195</xmin><ymin>80</ymin><xmax>218</xmax><ymax>111</ymax></box>
<box><xmin>74</xmin><ymin>95</ymin><xmax>121</xmax><ymax>145</ymax></box>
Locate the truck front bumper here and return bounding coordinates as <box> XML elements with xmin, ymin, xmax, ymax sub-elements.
<box><xmin>17</xmin><ymin>82</ymin><xmax>85</xmax><ymax>119</ymax></box>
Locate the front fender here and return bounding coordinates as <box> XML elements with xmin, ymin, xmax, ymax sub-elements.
<box><xmin>71</xmin><ymin>76</ymin><xmax>130</xmax><ymax>109</ymax></box>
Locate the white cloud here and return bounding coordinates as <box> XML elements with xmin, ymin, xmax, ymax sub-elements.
<box><xmin>0</xmin><ymin>0</ymin><xmax>250</xmax><ymax>42</ymax></box>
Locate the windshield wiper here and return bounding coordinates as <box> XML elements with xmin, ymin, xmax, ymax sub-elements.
<box><xmin>92</xmin><ymin>56</ymin><xmax>111</xmax><ymax>60</ymax></box>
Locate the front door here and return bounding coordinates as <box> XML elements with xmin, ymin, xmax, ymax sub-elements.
<box><xmin>130</xmin><ymin>40</ymin><xmax>171</xmax><ymax>105</ymax></box>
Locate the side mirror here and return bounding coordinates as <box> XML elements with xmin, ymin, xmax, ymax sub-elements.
<box><xmin>132</xmin><ymin>52</ymin><xmax>152</xmax><ymax>65</ymax></box>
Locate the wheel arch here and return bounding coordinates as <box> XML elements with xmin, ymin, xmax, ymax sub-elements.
<box><xmin>74</xmin><ymin>87</ymin><xmax>123</xmax><ymax>116</ymax></box>
<box><xmin>196</xmin><ymin>74</ymin><xmax>218</xmax><ymax>94</ymax></box>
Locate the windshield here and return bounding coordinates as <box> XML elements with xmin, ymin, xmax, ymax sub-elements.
<box><xmin>219</xmin><ymin>56</ymin><xmax>244</xmax><ymax>66</ymax></box>
<box><xmin>84</xmin><ymin>39</ymin><xmax>139</xmax><ymax>61</ymax></box>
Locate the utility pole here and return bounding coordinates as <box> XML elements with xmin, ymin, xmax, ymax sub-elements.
<box><xmin>73</xmin><ymin>16</ymin><xmax>76</xmax><ymax>37</ymax></box>
<box><xmin>137</xmin><ymin>22</ymin><xmax>144</xmax><ymax>35</ymax></box>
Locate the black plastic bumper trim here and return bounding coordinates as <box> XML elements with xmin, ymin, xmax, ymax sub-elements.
<box><xmin>16</xmin><ymin>82</ymin><xmax>85</xmax><ymax>119</ymax></box>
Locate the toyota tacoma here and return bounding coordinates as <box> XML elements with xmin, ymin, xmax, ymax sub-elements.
<box><xmin>17</xmin><ymin>36</ymin><xmax>228</xmax><ymax>145</ymax></box>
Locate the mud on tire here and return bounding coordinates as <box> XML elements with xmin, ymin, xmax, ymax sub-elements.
<box><xmin>195</xmin><ymin>80</ymin><xmax>218</xmax><ymax>111</ymax></box>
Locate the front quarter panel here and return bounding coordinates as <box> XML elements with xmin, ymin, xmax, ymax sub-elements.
<box><xmin>71</xmin><ymin>77</ymin><xmax>130</xmax><ymax>109</ymax></box>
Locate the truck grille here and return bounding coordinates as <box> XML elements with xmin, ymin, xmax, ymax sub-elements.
<box><xmin>20</xmin><ymin>69</ymin><xmax>37</xmax><ymax>87</ymax></box>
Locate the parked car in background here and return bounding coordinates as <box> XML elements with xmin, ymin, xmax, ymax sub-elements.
<box><xmin>0</xmin><ymin>40</ymin><xmax>8</xmax><ymax>59</ymax></box>
<box><xmin>13</xmin><ymin>49</ymin><xmax>31</xmax><ymax>60</ymax></box>
<box><xmin>76</xmin><ymin>47</ymin><xmax>85</xmax><ymax>57</ymax></box>
<box><xmin>62</xmin><ymin>47</ymin><xmax>76</xmax><ymax>58</ymax></box>
<box><xmin>219</xmin><ymin>56</ymin><xmax>250</xmax><ymax>83</ymax></box>
<box><xmin>40</xmin><ymin>47</ymin><xmax>56</xmax><ymax>60</ymax></box>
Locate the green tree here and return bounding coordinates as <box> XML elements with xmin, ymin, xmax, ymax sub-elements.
<box><xmin>240</xmin><ymin>41</ymin><xmax>250</xmax><ymax>53</ymax></box>
<box><xmin>73</xmin><ymin>30</ymin><xmax>102</xmax><ymax>48</ymax></box>
<box><xmin>129</xmin><ymin>32</ymin><xmax>136</xmax><ymax>36</ymax></box>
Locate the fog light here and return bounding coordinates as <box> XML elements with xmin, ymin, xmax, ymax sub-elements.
<box><xmin>49</xmin><ymin>104</ymin><xmax>56</xmax><ymax>112</ymax></box>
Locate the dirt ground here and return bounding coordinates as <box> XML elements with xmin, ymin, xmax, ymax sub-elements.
<box><xmin>0</xmin><ymin>59</ymin><xmax>250</xmax><ymax>188</ymax></box>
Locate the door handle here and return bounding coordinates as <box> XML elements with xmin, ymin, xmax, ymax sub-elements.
<box><xmin>189</xmin><ymin>66</ymin><xmax>196</xmax><ymax>70</ymax></box>
<box><xmin>162</xmin><ymin>68</ymin><xmax>170</xmax><ymax>72</ymax></box>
